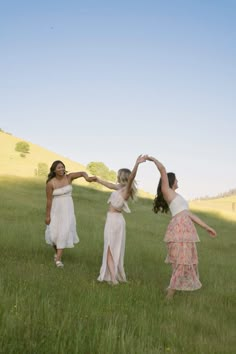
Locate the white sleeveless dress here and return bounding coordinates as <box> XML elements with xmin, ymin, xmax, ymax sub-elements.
<box><xmin>45</xmin><ymin>184</ymin><xmax>79</xmax><ymax>249</ymax></box>
<box><xmin>97</xmin><ymin>190</ymin><xmax>130</xmax><ymax>283</ymax></box>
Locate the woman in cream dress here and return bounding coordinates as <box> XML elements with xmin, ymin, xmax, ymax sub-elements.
<box><xmin>147</xmin><ymin>156</ymin><xmax>217</xmax><ymax>299</ymax></box>
<box><xmin>45</xmin><ymin>160</ymin><xmax>96</xmax><ymax>268</ymax></box>
<box><xmin>96</xmin><ymin>155</ymin><xmax>147</xmax><ymax>285</ymax></box>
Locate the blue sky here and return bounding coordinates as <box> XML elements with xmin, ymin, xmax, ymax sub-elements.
<box><xmin>1</xmin><ymin>0</ymin><xmax>236</xmax><ymax>199</ymax></box>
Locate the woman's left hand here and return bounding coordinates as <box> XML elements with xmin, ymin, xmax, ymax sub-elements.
<box><xmin>207</xmin><ymin>227</ymin><xmax>217</xmax><ymax>237</ymax></box>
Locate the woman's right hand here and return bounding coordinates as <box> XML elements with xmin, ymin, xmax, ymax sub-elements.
<box><xmin>45</xmin><ymin>216</ymin><xmax>51</xmax><ymax>225</ymax></box>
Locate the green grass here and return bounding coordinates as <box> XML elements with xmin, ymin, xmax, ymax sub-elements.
<box><xmin>0</xmin><ymin>176</ymin><xmax>235</xmax><ymax>354</ymax></box>
<box><xmin>190</xmin><ymin>197</ymin><xmax>236</xmax><ymax>222</ymax></box>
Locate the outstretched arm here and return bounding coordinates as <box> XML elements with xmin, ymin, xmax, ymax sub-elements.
<box><xmin>67</xmin><ymin>171</ymin><xmax>96</xmax><ymax>183</ymax></box>
<box><xmin>188</xmin><ymin>211</ymin><xmax>217</xmax><ymax>237</ymax></box>
<box><xmin>95</xmin><ymin>177</ymin><xmax>119</xmax><ymax>190</ymax></box>
<box><xmin>123</xmin><ymin>154</ymin><xmax>147</xmax><ymax>199</ymax></box>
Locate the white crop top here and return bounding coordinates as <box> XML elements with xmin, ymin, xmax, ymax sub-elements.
<box><xmin>107</xmin><ymin>190</ymin><xmax>131</xmax><ymax>213</ymax></box>
<box><xmin>169</xmin><ymin>194</ymin><xmax>189</xmax><ymax>217</ymax></box>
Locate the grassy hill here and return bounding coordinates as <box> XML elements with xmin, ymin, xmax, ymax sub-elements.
<box><xmin>0</xmin><ymin>176</ymin><xmax>235</xmax><ymax>353</ymax></box>
<box><xmin>0</xmin><ymin>131</ymin><xmax>91</xmax><ymax>186</ymax></box>
<box><xmin>1</xmin><ymin>130</ymin><xmax>235</xmax><ymax>211</ymax></box>
<box><xmin>0</xmin><ymin>131</ymin><xmax>153</xmax><ymax>199</ymax></box>
<box><xmin>190</xmin><ymin>196</ymin><xmax>236</xmax><ymax>221</ymax></box>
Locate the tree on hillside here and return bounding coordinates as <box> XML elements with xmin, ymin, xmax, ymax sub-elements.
<box><xmin>108</xmin><ymin>170</ymin><xmax>116</xmax><ymax>181</ymax></box>
<box><xmin>87</xmin><ymin>162</ymin><xmax>116</xmax><ymax>182</ymax></box>
<box><xmin>36</xmin><ymin>162</ymin><xmax>48</xmax><ymax>177</ymax></box>
<box><xmin>15</xmin><ymin>141</ymin><xmax>30</xmax><ymax>154</ymax></box>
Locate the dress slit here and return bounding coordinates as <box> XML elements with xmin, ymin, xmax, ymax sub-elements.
<box><xmin>98</xmin><ymin>212</ymin><xmax>127</xmax><ymax>282</ymax></box>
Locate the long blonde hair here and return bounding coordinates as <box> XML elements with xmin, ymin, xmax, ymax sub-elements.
<box><xmin>117</xmin><ymin>168</ymin><xmax>137</xmax><ymax>200</ymax></box>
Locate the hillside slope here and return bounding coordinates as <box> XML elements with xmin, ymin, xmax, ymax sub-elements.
<box><xmin>190</xmin><ymin>195</ymin><xmax>236</xmax><ymax>220</ymax></box>
<box><xmin>0</xmin><ymin>131</ymin><xmax>153</xmax><ymax>197</ymax></box>
<box><xmin>0</xmin><ymin>131</ymin><xmax>90</xmax><ymax>187</ymax></box>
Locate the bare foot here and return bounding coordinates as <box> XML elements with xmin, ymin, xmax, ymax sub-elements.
<box><xmin>109</xmin><ymin>279</ymin><xmax>119</xmax><ymax>286</ymax></box>
<box><xmin>166</xmin><ymin>288</ymin><xmax>175</xmax><ymax>300</ymax></box>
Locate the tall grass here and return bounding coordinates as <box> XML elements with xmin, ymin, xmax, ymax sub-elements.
<box><xmin>0</xmin><ymin>176</ymin><xmax>235</xmax><ymax>354</ymax></box>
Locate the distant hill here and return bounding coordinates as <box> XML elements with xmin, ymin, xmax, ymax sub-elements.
<box><xmin>0</xmin><ymin>131</ymin><xmax>153</xmax><ymax>198</ymax></box>
<box><xmin>193</xmin><ymin>189</ymin><xmax>236</xmax><ymax>200</ymax></box>
<box><xmin>0</xmin><ymin>131</ymin><xmax>94</xmax><ymax>188</ymax></box>
<box><xmin>190</xmin><ymin>195</ymin><xmax>236</xmax><ymax>221</ymax></box>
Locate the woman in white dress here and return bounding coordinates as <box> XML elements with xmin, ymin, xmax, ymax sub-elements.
<box><xmin>96</xmin><ymin>155</ymin><xmax>147</xmax><ymax>285</ymax></box>
<box><xmin>45</xmin><ymin>160</ymin><xmax>96</xmax><ymax>268</ymax></box>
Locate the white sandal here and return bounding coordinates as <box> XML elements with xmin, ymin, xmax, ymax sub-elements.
<box><xmin>55</xmin><ymin>260</ymin><xmax>64</xmax><ymax>268</ymax></box>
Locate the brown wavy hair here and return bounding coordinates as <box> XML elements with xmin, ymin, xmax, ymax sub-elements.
<box><xmin>46</xmin><ymin>160</ymin><xmax>66</xmax><ymax>183</ymax></box>
<box><xmin>153</xmin><ymin>172</ymin><xmax>176</xmax><ymax>213</ymax></box>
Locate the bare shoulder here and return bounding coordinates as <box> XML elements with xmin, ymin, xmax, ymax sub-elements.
<box><xmin>65</xmin><ymin>173</ymin><xmax>73</xmax><ymax>182</ymax></box>
<box><xmin>113</xmin><ymin>183</ymin><xmax>122</xmax><ymax>191</ymax></box>
<box><xmin>47</xmin><ymin>179</ymin><xmax>54</xmax><ymax>187</ymax></box>
<box><xmin>46</xmin><ymin>179</ymin><xmax>54</xmax><ymax>193</ymax></box>
<box><xmin>165</xmin><ymin>190</ymin><xmax>177</xmax><ymax>204</ymax></box>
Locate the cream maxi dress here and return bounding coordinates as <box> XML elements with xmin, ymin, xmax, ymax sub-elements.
<box><xmin>97</xmin><ymin>190</ymin><xmax>130</xmax><ymax>283</ymax></box>
<box><xmin>45</xmin><ymin>184</ymin><xmax>79</xmax><ymax>249</ymax></box>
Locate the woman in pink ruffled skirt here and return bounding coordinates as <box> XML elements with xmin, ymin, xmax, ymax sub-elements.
<box><xmin>147</xmin><ymin>156</ymin><xmax>217</xmax><ymax>299</ymax></box>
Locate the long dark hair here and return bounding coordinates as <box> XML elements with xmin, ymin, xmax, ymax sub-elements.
<box><xmin>153</xmin><ymin>172</ymin><xmax>176</xmax><ymax>214</ymax></box>
<box><xmin>46</xmin><ymin>160</ymin><xmax>66</xmax><ymax>183</ymax></box>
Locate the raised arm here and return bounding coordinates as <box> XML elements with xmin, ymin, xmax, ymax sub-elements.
<box><xmin>188</xmin><ymin>212</ymin><xmax>217</xmax><ymax>237</ymax></box>
<box><xmin>123</xmin><ymin>154</ymin><xmax>147</xmax><ymax>200</ymax></box>
<box><xmin>146</xmin><ymin>156</ymin><xmax>174</xmax><ymax>202</ymax></box>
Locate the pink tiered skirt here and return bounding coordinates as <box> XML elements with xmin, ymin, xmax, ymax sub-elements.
<box><xmin>164</xmin><ymin>211</ymin><xmax>202</xmax><ymax>291</ymax></box>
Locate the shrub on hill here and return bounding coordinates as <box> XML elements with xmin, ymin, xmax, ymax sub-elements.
<box><xmin>35</xmin><ymin>162</ymin><xmax>48</xmax><ymax>177</ymax></box>
<box><xmin>87</xmin><ymin>161</ymin><xmax>116</xmax><ymax>181</ymax></box>
<box><xmin>15</xmin><ymin>141</ymin><xmax>30</xmax><ymax>154</ymax></box>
